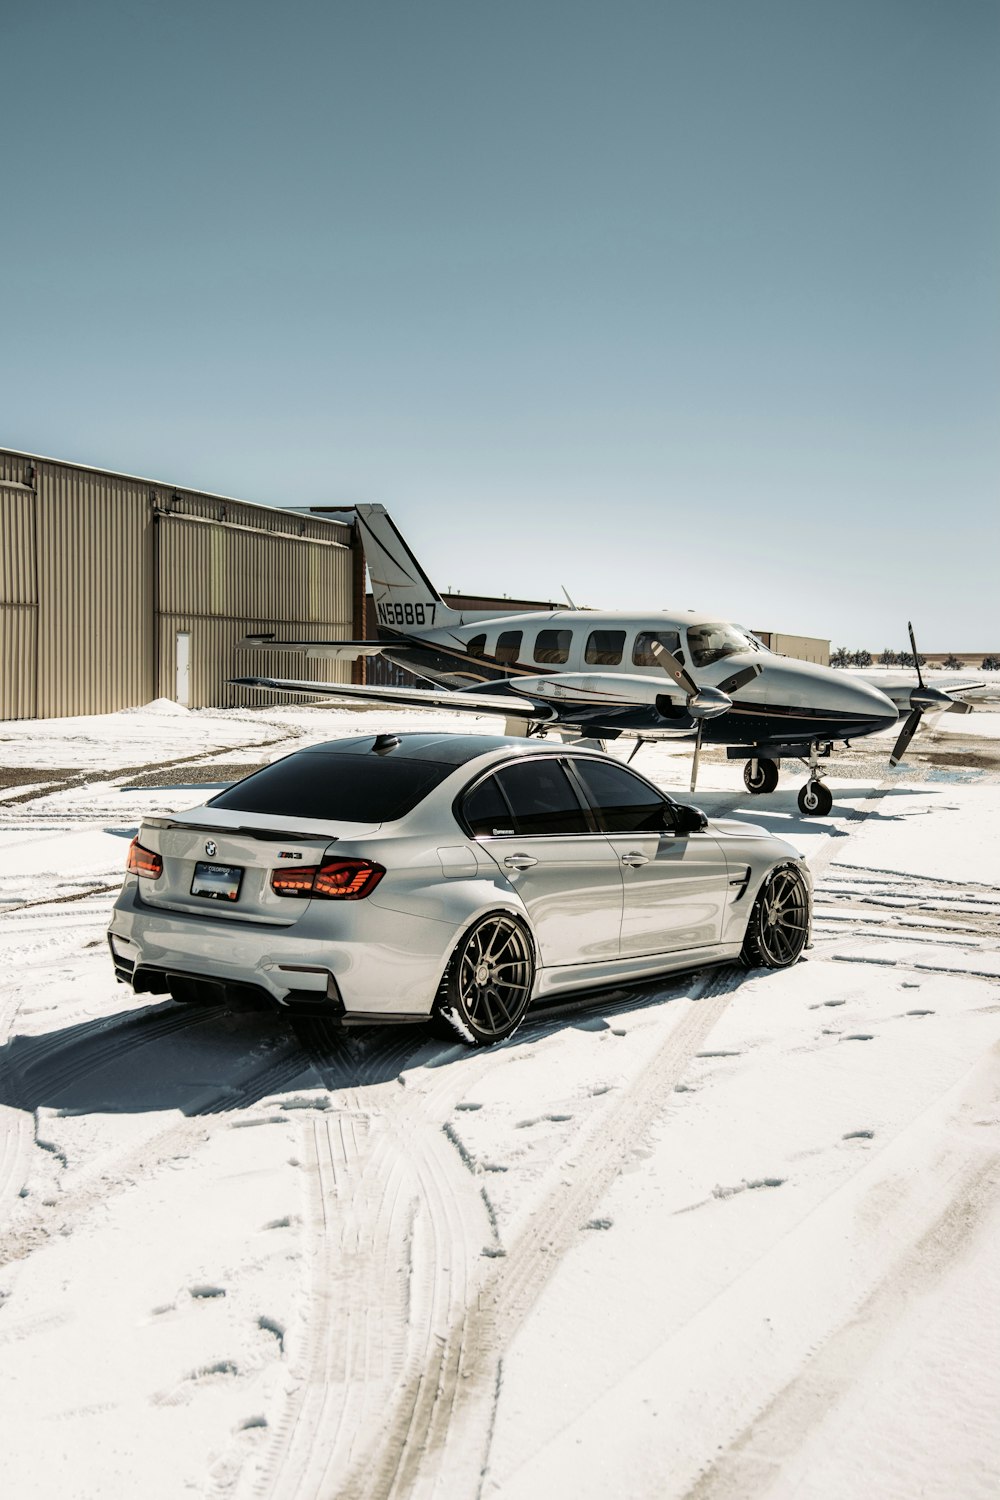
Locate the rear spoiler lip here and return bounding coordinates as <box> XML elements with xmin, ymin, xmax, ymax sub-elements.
<box><xmin>140</xmin><ymin>817</ymin><xmax>338</xmax><ymax>842</ymax></box>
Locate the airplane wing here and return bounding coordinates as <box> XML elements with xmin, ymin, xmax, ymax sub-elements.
<box><xmin>849</xmin><ymin>670</ymin><xmax>986</xmax><ymax>711</ymax></box>
<box><xmin>231</xmin><ymin>675</ymin><xmax>558</xmax><ymax>723</ymax></box>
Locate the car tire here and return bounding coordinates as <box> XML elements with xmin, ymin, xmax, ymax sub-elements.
<box><xmin>433</xmin><ymin>913</ymin><xmax>535</xmax><ymax>1047</ymax></box>
<box><xmin>739</xmin><ymin>864</ymin><xmax>810</xmax><ymax>970</ymax></box>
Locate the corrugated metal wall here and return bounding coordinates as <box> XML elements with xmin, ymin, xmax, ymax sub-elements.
<box><xmin>33</xmin><ymin>460</ymin><xmax>154</xmax><ymax>717</ymax></box>
<box><xmin>0</xmin><ymin>473</ymin><xmax>39</xmax><ymax>719</ymax></box>
<box><xmin>156</xmin><ymin>509</ymin><xmax>353</xmax><ymax>708</ymax></box>
<box><xmin>0</xmin><ymin>449</ymin><xmax>359</xmax><ymax>719</ymax></box>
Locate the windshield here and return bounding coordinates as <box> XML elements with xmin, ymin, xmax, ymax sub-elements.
<box><xmin>686</xmin><ymin>623</ymin><xmax>760</xmax><ymax>668</ymax></box>
<box><xmin>208</xmin><ymin>751</ymin><xmax>453</xmax><ymax>823</ymax></box>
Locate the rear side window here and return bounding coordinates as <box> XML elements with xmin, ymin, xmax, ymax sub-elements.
<box><xmin>496</xmin><ymin>630</ymin><xmax>522</xmax><ymax>665</ymax></box>
<box><xmin>533</xmin><ymin>629</ymin><xmax>571</xmax><ymax>665</ymax></box>
<box><xmin>494</xmin><ymin>760</ymin><xmax>590</xmax><ymax>835</ymax></box>
<box><xmin>462</xmin><ymin>776</ymin><xmax>515</xmax><ymax>837</ymax></box>
<box><xmin>571</xmin><ymin>758</ymin><xmax>674</xmax><ymax>833</ymax></box>
<box><xmin>633</xmin><ymin>630</ymin><xmax>682</xmax><ymax>667</ymax></box>
<box><xmin>208</xmin><ymin>751</ymin><xmax>452</xmax><ymax>823</ymax></box>
<box><xmin>585</xmin><ymin>630</ymin><xmax>626</xmax><ymax>666</ymax></box>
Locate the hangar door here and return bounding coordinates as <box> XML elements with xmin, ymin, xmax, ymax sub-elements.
<box><xmin>155</xmin><ymin>511</ymin><xmax>355</xmax><ymax>708</ymax></box>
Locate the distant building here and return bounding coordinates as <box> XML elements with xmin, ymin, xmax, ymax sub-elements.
<box><xmin>752</xmin><ymin>631</ymin><xmax>830</xmax><ymax>666</ymax></box>
<box><xmin>0</xmin><ymin>448</ymin><xmax>366</xmax><ymax>720</ymax></box>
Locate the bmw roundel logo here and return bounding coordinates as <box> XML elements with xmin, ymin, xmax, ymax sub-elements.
<box><xmin>205</xmin><ymin>840</ymin><xmax>217</xmax><ymax>857</ymax></box>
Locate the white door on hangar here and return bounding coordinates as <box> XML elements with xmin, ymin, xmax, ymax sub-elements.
<box><xmin>175</xmin><ymin>632</ymin><xmax>191</xmax><ymax>707</ymax></box>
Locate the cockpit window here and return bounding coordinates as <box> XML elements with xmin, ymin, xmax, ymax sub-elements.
<box><xmin>686</xmin><ymin>623</ymin><xmax>758</xmax><ymax>668</ymax></box>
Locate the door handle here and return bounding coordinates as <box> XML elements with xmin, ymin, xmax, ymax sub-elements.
<box><xmin>503</xmin><ymin>854</ymin><xmax>538</xmax><ymax>871</ymax></box>
<box><xmin>620</xmin><ymin>851</ymin><xmax>650</xmax><ymax>868</ymax></box>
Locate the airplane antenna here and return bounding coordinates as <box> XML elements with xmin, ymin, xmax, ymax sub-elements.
<box><xmin>561</xmin><ymin>585</ymin><xmax>578</xmax><ymax>609</ymax></box>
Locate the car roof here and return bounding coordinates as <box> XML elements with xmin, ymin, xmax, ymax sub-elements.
<box><xmin>297</xmin><ymin>732</ymin><xmax>563</xmax><ymax>766</ymax></box>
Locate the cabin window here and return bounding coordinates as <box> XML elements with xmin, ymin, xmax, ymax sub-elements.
<box><xmin>533</xmin><ymin>629</ymin><xmax>571</xmax><ymax>665</ymax></box>
<box><xmin>496</xmin><ymin>630</ymin><xmax>522</xmax><ymax>665</ymax></box>
<box><xmin>632</xmin><ymin>630</ymin><xmax>683</xmax><ymax>667</ymax></box>
<box><xmin>466</xmin><ymin>634</ymin><xmax>487</xmax><ymax>659</ymax></box>
<box><xmin>584</xmin><ymin>630</ymin><xmax>626</xmax><ymax>666</ymax></box>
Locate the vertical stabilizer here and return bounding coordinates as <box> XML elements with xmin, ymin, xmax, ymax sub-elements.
<box><xmin>355</xmin><ymin>505</ymin><xmax>460</xmax><ymax>630</ymax></box>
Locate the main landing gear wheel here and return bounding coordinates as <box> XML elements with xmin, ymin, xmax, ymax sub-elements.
<box><xmin>740</xmin><ymin>865</ymin><xmax>810</xmax><ymax>970</ymax></box>
<box><xmin>434</xmin><ymin>914</ymin><xmax>535</xmax><ymax>1047</ymax></box>
<box><xmin>744</xmin><ymin>758</ymin><xmax>779</xmax><ymax>795</ymax></box>
<box><xmin>797</xmin><ymin>780</ymin><xmax>833</xmax><ymax>817</ymax></box>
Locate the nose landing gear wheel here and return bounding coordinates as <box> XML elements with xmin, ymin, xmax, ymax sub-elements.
<box><xmin>797</xmin><ymin>780</ymin><xmax>832</xmax><ymax>817</ymax></box>
<box><xmin>433</xmin><ymin>914</ymin><xmax>535</xmax><ymax>1047</ymax></box>
<box><xmin>744</xmin><ymin>758</ymin><xmax>779</xmax><ymax>795</ymax></box>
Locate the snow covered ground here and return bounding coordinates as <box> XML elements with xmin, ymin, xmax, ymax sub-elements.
<box><xmin>0</xmin><ymin>700</ymin><xmax>998</xmax><ymax>1500</ymax></box>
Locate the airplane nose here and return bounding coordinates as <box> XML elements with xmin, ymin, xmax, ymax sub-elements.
<box><xmin>850</xmin><ymin>679</ymin><xmax>898</xmax><ymax>726</ymax></box>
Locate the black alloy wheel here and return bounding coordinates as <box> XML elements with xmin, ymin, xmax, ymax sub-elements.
<box><xmin>744</xmin><ymin>758</ymin><xmax>779</xmax><ymax>795</ymax></box>
<box><xmin>740</xmin><ymin>865</ymin><xmax>810</xmax><ymax>970</ymax></box>
<box><xmin>435</xmin><ymin>914</ymin><xmax>535</xmax><ymax>1046</ymax></box>
<box><xmin>797</xmin><ymin>780</ymin><xmax>833</xmax><ymax>817</ymax></box>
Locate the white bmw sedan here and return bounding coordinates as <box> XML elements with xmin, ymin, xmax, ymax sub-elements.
<box><xmin>108</xmin><ymin>732</ymin><xmax>812</xmax><ymax>1047</ymax></box>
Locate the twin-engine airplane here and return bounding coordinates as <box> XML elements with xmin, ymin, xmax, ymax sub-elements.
<box><xmin>234</xmin><ymin>505</ymin><xmax>978</xmax><ymax>817</ymax></box>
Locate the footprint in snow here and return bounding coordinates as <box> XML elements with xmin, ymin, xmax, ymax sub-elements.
<box><xmin>454</xmin><ymin>1101</ymin><xmax>483</xmax><ymax>1112</ymax></box>
<box><xmin>906</xmin><ymin>1009</ymin><xmax>935</xmax><ymax>1017</ymax></box>
<box><xmin>713</xmin><ymin>1177</ymin><xmax>785</xmax><ymax>1200</ymax></box>
<box><xmin>843</xmin><ymin>1034</ymin><xmax>874</xmax><ymax>1042</ymax></box>
<box><xmin>190</xmin><ymin>1285</ymin><xmax>226</xmax><ymax>1300</ymax></box>
<box><xmin>584</xmin><ymin>1217</ymin><xmax>613</xmax><ymax>1231</ymax></box>
<box><xmin>843</xmin><ymin>1130</ymin><xmax>874</xmax><ymax>1140</ymax></box>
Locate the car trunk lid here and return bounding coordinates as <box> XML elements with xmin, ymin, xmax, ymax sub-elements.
<box><xmin>135</xmin><ymin>808</ymin><xmax>381</xmax><ymax>924</ymax></box>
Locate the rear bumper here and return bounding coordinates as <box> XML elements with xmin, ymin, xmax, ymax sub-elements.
<box><xmin>108</xmin><ymin>878</ymin><xmax>453</xmax><ymax>1017</ymax></box>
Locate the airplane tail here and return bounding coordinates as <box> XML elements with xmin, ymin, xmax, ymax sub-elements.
<box><xmin>355</xmin><ymin>504</ymin><xmax>461</xmax><ymax>632</ymax></box>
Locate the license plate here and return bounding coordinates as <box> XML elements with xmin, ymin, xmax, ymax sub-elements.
<box><xmin>191</xmin><ymin>861</ymin><xmax>243</xmax><ymax>902</ymax></box>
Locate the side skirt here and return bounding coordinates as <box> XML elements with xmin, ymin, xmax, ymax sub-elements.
<box><xmin>533</xmin><ymin>943</ymin><xmax>744</xmax><ymax>999</ymax></box>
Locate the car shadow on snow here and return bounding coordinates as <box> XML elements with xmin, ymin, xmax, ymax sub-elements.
<box><xmin>0</xmin><ymin>965</ymin><xmax>751</xmax><ymax>1118</ymax></box>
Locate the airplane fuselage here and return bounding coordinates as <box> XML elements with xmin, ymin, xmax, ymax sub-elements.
<box><xmin>371</xmin><ymin>606</ymin><xmax>898</xmax><ymax>750</ymax></box>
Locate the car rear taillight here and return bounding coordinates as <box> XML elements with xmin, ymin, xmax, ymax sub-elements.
<box><xmin>127</xmin><ymin>838</ymin><xmax>163</xmax><ymax>879</ymax></box>
<box><xmin>270</xmin><ymin>858</ymin><xmax>385</xmax><ymax>900</ymax></box>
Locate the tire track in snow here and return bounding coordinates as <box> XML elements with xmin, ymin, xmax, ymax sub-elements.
<box><xmin>250</xmin><ymin>968</ymin><xmax>743</xmax><ymax>1500</ymax></box>
<box><xmin>245</xmin><ymin>1027</ymin><xmax>497</xmax><ymax>1500</ymax></box>
<box><xmin>683</xmin><ymin>1124</ymin><xmax>1000</xmax><ymax>1498</ymax></box>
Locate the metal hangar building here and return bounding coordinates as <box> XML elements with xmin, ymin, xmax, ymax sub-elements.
<box><xmin>0</xmin><ymin>448</ymin><xmax>366</xmax><ymax>720</ymax></box>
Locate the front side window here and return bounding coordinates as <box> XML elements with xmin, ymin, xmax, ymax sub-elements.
<box><xmin>585</xmin><ymin>630</ymin><xmax>626</xmax><ymax>666</ymax></box>
<box><xmin>462</xmin><ymin>775</ymin><xmax>515</xmax><ymax>837</ymax></box>
<box><xmin>494</xmin><ymin>760</ymin><xmax>590</xmax><ymax>835</ymax></box>
<box><xmin>533</xmin><ymin>629</ymin><xmax>571</xmax><ymax>665</ymax></box>
<box><xmin>686</xmin><ymin>623</ymin><xmax>756</xmax><ymax>668</ymax></box>
<box><xmin>632</xmin><ymin>630</ymin><xmax>682</xmax><ymax>667</ymax></box>
<box><xmin>496</xmin><ymin>630</ymin><xmax>522</xmax><ymax>665</ymax></box>
<box><xmin>466</xmin><ymin>633</ymin><xmax>487</xmax><ymax>659</ymax></box>
<box><xmin>571</xmin><ymin>758</ymin><xmax>674</xmax><ymax>834</ymax></box>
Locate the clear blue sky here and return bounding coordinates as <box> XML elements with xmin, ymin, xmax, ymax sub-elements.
<box><xmin>2</xmin><ymin>0</ymin><xmax>997</xmax><ymax>648</ymax></box>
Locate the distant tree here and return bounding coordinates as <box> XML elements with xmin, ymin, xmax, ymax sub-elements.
<box><xmin>879</xmin><ymin>648</ymin><xmax>898</xmax><ymax>666</ymax></box>
<box><xmin>943</xmin><ymin>654</ymin><xmax>964</xmax><ymax>670</ymax></box>
<box><xmin>853</xmin><ymin>648</ymin><xmax>873</xmax><ymax>668</ymax></box>
<box><xmin>830</xmin><ymin>646</ymin><xmax>850</xmax><ymax>668</ymax></box>
<box><xmin>981</xmin><ymin>655</ymin><xmax>1000</xmax><ymax>671</ymax></box>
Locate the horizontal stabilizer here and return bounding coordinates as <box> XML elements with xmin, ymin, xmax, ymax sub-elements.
<box><xmin>237</xmin><ymin>636</ymin><xmax>387</xmax><ymax>661</ymax></box>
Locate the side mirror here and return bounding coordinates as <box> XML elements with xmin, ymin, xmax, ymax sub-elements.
<box><xmin>673</xmin><ymin>803</ymin><xmax>708</xmax><ymax>834</ymax></box>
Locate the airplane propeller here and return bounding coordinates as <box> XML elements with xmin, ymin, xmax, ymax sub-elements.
<box><xmin>889</xmin><ymin>621</ymin><xmax>959</xmax><ymax>767</ymax></box>
<box><xmin>649</xmin><ymin>643</ymin><xmax>762</xmax><ymax>792</ymax></box>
